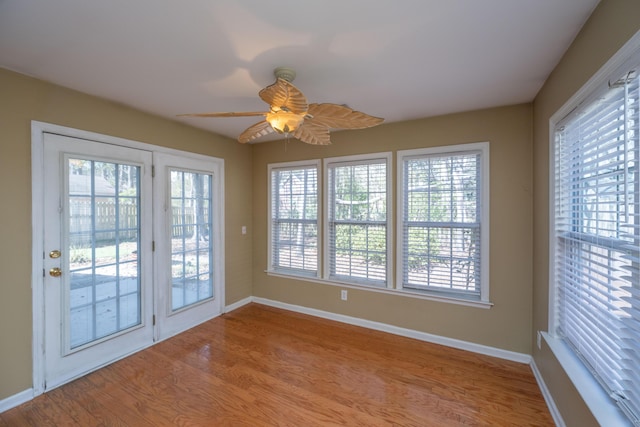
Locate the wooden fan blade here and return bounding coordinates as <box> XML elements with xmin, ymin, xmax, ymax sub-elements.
<box><xmin>259</xmin><ymin>78</ymin><xmax>308</xmax><ymax>114</ymax></box>
<box><xmin>305</xmin><ymin>103</ymin><xmax>383</xmax><ymax>129</ymax></box>
<box><xmin>238</xmin><ymin>120</ymin><xmax>276</xmax><ymax>143</ymax></box>
<box><xmin>178</xmin><ymin>111</ymin><xmax>268</xmax><ymax>118</ymax></box>
<box><xmin>293</xmin><ymin>122</ymin><xmax>332</xmax><ymax>145</ymax></box>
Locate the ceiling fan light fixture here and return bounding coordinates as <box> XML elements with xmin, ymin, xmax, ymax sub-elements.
<box><xmin>266</xmin><ymin>110</ymin><xmax>305</xmax><ymax>134</ymax></box>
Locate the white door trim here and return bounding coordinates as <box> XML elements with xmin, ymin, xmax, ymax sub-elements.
<box><xmin>31</xmin><ymin>121</ymin><xmax>225</xmax><ymax>395</ymax></box>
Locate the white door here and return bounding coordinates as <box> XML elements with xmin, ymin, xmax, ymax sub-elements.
<box><xmin>153</xmin><ymin>153</ymin><xmax>223</xmax><ymax>340</ymax></box>
<box><xmin>43</xmin><ymin>133</ymin><xmax>154</xmax><ymax>389</ymax></box>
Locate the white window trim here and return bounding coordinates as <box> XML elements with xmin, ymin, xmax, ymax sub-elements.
<box><xmin>323</xmin><ymin>152</ymin><xmax>393</xmax><ymax>288</ymax></box>
<box><xmin>397</xmin><ymin>142</ymin><xmax>490</xmax><ymax>303</ymax></box>
<box><xmin>267</xmin><ymin>159</ymin><xmax>321</xmax><ymax>278</ymax></box>
<box><xmin>546</xmin><ymin>30</ymin><xmax>640</xmax><ymax>427</ymax></box>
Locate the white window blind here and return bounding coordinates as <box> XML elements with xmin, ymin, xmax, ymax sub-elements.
<box><xmin>326</xmin><ymin>156</ymin><xmax>389</xmax><ymax>286</ymax></box>
<box><xmin>399</xmin><ymin>145</ymin><xmax>487</xmax><ymax>300</ymax></box>
<box><xmin>269</xmin><ymin>164</ymin><xmax>319</xmax><ymax>276</ymax></box>
<box><xmin>554</xmin><ymin>66</ymin><xmax>640</xmax><ymax>424</ymax></box>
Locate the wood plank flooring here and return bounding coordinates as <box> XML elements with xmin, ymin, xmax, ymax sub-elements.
<box><xmin>1</xmin><ymin>303</ymin><xmax>554</xmax><ymax>426</ymax></box>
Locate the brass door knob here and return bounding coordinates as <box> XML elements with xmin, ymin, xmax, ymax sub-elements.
<box><xmin>49</xmin><ymin>268</ymin><xmax>62</xmax><ymax>277</ymax></box>
<box><xmin>49</xmin><ymin>250</ymin><xmax>61</xmax><ymax>259</ymax></box>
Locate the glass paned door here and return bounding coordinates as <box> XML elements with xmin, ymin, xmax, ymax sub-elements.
<box><xmin>170</xmin><ymin>169</ymin><xmax>214</xmax><ymax>311</ymax></box>
<box><xmin>43</xmin><ymin>133</ymin><xmax>154</xmax><ymax>389</ymax></box>
<box><xmin>154</xmin><ymin>153</ymin><xmax>222</xmax><ymax>340</ymax></box>
<box><xmin>68</xmin><ymin>159</ymin><xmax>142</xmax><ymax>348</ymax></box>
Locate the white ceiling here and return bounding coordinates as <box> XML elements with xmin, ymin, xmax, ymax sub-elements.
<box><xmin>0</xmin><ymin>0</ymin><xmax>599</xmax><ymax>142</ymax></box>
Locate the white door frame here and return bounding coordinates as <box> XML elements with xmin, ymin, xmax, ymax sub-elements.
<box><xmin>31</xmin><ymin>121</ymin><xmax>225</xmax><ymax>395</ymax></box>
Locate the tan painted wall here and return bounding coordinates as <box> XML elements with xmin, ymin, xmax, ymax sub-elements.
<box><xmin>252</xmin><ymin>104</ymin><xmax>534</xmax><ymax>353</ymax></box>
<box><xmin>532</xmin><ymin>1</ymin><xmax>640</xmax><ymax>425</ymax></box>
<box><xmin>0</xmin><ymin>68</ymin><xmax>253</xmax><ymax>400</ymax></box>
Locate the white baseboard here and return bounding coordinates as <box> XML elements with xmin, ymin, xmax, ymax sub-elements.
<box><xmin>224</xmin><ymin>296</ymin><xmax>252</xmax><ymax>313</ymax></box>
<box><xmin>252</xmin><ymin>297</ymin><xmax>531</xmax><ymax>364</ymax></box>
<box><xmin>530</xmin><ymin>358</ymin><xmax>564</xmax><ymax>427</ymax></box>
<box><xmin>0</xmin><ymin>388</ymin><xmax>33</xmax><ymax>413</ymax></box>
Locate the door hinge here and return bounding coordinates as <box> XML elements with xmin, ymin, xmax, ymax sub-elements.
<box><xmin>152</xmin><ymin>241</ymin><xmax>155</xmax><ymax>252</ymax></box>
<box><xmin>151</xmin><ymin>165</ymin><xmax>155</xmax><ymax>178</ymax></box>
<box><xmin>152</xmin><ymin>315</ymin><xmax>156</xmax><ymax>326</ymax></box>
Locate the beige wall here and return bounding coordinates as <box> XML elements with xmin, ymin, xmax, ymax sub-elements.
<box><xmin>532</xmin><ymin>1</ymin><xmax>640</xmax><ymax>426</ymax></box>
<box><xmin>0</xmin><ymin>68</ymin><xmax>253</xmax><ymax>400</ymax></box>
<box><xmin>252</xmin><ymin>104</ymin><xmax>534</xmax><ymax>353</ymax></box>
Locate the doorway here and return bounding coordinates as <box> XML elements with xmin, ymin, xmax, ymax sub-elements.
<box><xmin>32</xmin><ymin>123</ymin><xmax>224</xmax><ymax>392</ymax></box>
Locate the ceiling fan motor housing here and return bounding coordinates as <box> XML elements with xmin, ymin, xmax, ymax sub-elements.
<box><xmin>274</xmin><ymin>67</ymin><xmax>296</xmax><ymax>82</ymax></box>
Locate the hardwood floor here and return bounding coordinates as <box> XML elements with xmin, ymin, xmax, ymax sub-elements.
<box><xmin>1</xmin><ymin>303</ymin><xmax>554</xmax><ymax>426</ymax></box>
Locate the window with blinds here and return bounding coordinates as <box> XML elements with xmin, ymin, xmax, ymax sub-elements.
<box><xmin>326</xmin><ymin>154</ymin><xmax>391</xmax><ymax>286</ymax></box>
<box><xmin>269</xmin><ymin>162</ymin><xmax>319</xmax><ymax>276</ymax></box>
<box><xmin>553</xmin><ymin>64</ymin><xmax>640</xmax><ymax>423</ymax></box>
<box><xmin>398</xmin><ymin>143</ymin><xmax>489</xmax><ymax>301</ymax></box>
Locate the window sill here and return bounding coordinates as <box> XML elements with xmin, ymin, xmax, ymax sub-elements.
<box><xmin>265</xmin><ymin>270</ymin><xmax>493</xmax><ymax>309</ymax></box>
<box><xmin>541</xmin><ymin>332</ymin><xmax>631</xmax><ymax>426</ymax></box>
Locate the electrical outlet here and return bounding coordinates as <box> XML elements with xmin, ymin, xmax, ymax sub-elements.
<box><xmin>537</xmin><ymin>331</ymin><xmax>542</xmax><ymax>350</ymax></box>
<box><xmin>341</xmin><ymin>290</ymin><xmax>348</xmax><ymax>301</ymax></box>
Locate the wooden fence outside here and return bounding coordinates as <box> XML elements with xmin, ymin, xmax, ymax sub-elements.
<box><xmin>69</xmin><ymin>199</ymin><xmax>203</xmax><ymax>245</ymax></box>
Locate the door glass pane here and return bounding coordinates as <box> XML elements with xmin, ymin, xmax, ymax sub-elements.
<box><xmin>170</xmin><ymin>170</ymin><xmax>214</xmax><ymax>311</ymax></box>
<box><xmin>68</xmin><ymin>159</ymin><xmax>141</xmax><ymax>349</ymax></box>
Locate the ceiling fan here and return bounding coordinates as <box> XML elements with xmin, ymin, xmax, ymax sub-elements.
<box><xmin>178</xmin><ymin>67</ymin><xmax>384</xmax><ymax>145</ymax></box>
